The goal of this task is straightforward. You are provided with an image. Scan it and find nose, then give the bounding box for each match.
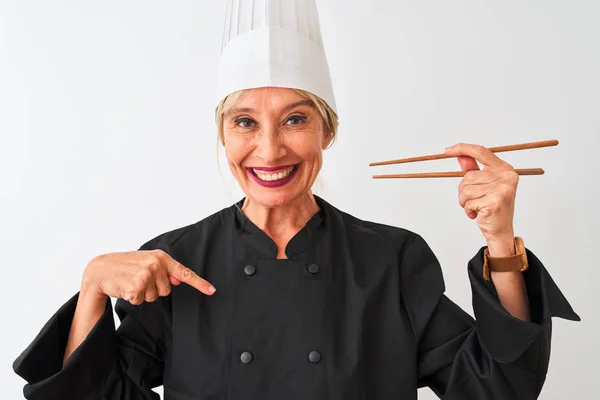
[255,125,287,164]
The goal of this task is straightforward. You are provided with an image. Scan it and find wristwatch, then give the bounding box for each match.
[482,236,528,281]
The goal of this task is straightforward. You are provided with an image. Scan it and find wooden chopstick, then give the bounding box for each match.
[369,140,558,167]
[373,168,545,179]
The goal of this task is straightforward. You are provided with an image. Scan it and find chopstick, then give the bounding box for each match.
[369,139,558,167]
[373,168,545,179]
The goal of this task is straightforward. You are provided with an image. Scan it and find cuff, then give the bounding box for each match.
[468,246,580,363]
[13,292,117,400]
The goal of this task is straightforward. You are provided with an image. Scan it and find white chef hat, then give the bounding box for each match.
[216,0,337,115]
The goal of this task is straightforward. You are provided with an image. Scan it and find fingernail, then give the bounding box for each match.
[208,286,216,294]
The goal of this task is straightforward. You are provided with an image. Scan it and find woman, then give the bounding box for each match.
[13,1,579,399]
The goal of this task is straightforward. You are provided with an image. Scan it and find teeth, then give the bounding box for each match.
[253,166,295,182]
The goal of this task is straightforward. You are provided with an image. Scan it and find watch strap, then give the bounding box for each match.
[483,236,528,281]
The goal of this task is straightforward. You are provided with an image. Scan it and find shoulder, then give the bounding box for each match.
[138,203,237,251]
[320,196,422,255]
[321,196,443,282]
[342,209,440,271]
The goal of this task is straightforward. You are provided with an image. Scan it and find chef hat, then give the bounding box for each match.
[216,0,337,115]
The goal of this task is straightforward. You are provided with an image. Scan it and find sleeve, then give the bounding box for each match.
[12,240,171,400]
[398,234,580,400]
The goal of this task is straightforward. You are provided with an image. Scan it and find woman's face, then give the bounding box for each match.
[223,87,332,208]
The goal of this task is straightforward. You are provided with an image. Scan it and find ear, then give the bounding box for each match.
[322,130,333,149]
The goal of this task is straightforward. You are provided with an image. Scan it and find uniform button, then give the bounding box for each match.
[307,264,320,274]
[241,351,253,364]
[309,351,321,363]
[244,265,256,276]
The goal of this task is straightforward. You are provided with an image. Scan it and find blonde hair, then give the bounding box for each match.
[214,88,339,147]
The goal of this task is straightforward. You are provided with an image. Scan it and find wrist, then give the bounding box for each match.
[485,232,516,257]
[80,266,107,304]
[79,286,108,304]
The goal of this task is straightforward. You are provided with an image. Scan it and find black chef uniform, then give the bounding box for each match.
[13,195,580,399]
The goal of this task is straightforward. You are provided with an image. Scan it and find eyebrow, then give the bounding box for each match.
[223,99,314,120]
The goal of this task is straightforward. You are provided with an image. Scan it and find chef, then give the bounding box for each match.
[13,1,579,399]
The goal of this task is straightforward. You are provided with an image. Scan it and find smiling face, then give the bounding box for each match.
[221,87,334,208]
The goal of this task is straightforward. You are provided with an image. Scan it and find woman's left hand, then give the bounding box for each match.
[444,143,519,245]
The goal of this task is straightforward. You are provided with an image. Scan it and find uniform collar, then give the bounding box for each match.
[231,195,327,259]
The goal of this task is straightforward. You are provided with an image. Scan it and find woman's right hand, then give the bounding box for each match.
[62,248,214,365]
[81,249,216,304]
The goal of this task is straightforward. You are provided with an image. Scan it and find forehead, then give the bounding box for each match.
[230,87,310,111]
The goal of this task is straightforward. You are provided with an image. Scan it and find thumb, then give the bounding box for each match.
[166,259,216,295]
[169,276,182,286]
[457,156,480,172]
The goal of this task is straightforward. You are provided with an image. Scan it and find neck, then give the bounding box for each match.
[241,192,320,245]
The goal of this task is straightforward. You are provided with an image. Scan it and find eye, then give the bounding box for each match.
[234,117,255,129]
[286,115,307,125]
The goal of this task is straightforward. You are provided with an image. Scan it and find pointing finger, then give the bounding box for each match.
[167,260,216,295]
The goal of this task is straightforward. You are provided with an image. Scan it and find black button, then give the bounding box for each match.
[309,351,321,363]
[307,264,320,274]
[244,265,256,276]
[241,351,253,364]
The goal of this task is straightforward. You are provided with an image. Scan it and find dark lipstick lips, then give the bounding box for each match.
[247,164,300,188]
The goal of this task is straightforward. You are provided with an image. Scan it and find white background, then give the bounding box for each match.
[1,0,597,398]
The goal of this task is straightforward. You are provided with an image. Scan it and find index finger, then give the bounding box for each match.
[444,142,505,168]
[167,259,216,295]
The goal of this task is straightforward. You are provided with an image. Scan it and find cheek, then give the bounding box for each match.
[224,135,249,167]
[287,131,324,160]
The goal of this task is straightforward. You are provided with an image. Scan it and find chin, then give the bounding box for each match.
[251,191,296,208]
[246,186,309,209]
